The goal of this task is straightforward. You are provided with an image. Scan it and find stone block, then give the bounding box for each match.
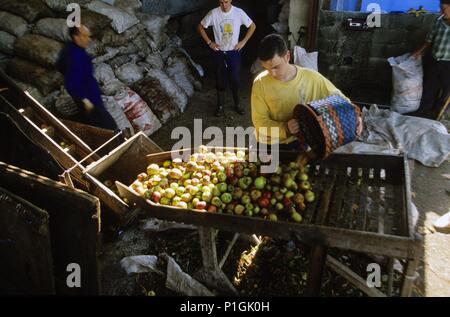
[372,28,406,44]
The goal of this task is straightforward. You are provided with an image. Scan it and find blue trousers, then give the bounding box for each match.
[213,50,241,91]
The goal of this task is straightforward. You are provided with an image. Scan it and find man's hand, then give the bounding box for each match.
[287,119,300,135]
[82,98,94,113]
[234,40,246,51]
[356,116,363,137]
[209,42,220,51]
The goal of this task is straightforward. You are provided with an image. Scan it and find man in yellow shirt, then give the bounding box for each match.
[251,34,351,151]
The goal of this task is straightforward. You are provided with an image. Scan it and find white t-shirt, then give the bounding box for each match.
[201,6,253,51]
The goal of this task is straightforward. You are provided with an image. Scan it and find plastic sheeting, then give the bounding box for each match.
[335,105,450,168]
[120,254,214,296]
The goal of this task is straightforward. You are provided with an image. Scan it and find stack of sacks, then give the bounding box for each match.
[0,0,204,136]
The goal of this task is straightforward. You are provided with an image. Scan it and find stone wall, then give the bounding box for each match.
[317,10,439,101]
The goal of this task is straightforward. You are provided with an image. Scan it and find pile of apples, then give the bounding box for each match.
[129,146,315,223]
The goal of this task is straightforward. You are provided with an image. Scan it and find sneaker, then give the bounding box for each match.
[234,104,245,115]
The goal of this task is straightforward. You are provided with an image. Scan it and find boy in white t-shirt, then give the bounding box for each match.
[198,0,256,117]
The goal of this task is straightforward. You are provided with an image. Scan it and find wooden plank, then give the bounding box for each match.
[374,168,385,235]
[117,182,416,259]
[354,168,370,231]
[327,167,346,227]
[365,168,380,233]
[304,166,327,224]
[62,119,116,154]
[339,167,358,229]
[305,174,336,296]
[0,96,85,183]
[0,187,55,295]
[326,255,386,297]
[0,163,101,295]
[0,70,96,162]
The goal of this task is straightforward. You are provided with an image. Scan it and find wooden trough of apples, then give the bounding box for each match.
[84,133,421,296]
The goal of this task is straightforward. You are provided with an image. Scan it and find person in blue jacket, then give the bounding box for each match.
[56,24,117,130]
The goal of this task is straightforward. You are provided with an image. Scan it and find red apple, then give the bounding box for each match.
[258,197,270,209]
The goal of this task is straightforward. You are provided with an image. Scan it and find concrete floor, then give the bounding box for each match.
[151,67,450,296]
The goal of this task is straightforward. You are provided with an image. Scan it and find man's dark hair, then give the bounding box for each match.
[258,34,288,61]
[441,0,450,5]
[68,26,80,40]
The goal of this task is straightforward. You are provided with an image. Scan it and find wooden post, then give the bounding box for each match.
[195,227,238,295]
[304,174,336,296]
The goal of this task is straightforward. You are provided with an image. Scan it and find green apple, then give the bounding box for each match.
[305,190,315,203]
[169,168,183,179]
[165,188,176,199]
[217,172,227,182]
[202,191,212,203]
[147,163,160,176]
[274,191,284,201]
[285,191,295,199]
[234,204,245,215]
[221,192,232,204]
[218,182,228,193]
[241,195,251,205]
[160,197,170,205]
[254,176,267,190]
[299,173,309,181]
[176,201,188,209]
[291,212,302,223]
[211,197,222,207]
[172,196,181,206]
[181,193,192,203]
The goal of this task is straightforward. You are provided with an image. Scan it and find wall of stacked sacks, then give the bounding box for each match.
[0,0,204,136]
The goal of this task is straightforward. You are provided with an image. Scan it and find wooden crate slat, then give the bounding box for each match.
[339,166,359,229]
[354,168,370,231]
[305,165,328,224]
[327,167,347,227]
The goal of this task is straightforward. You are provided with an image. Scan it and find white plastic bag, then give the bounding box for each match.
[145,68,188,113]
[87,0,139,34]
[138,13,170,48]
[33,18,69,43]
[0,31,15,55]
[114,63,144,85]
[114,87,162,136]
[166,57,195,97]
[102,95,134,132]
[94,63,116,86]
[0,11,28,37]
[293,46,318,71]
[388,54,423,114]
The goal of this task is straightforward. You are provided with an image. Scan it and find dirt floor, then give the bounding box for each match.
[100,66,450,297]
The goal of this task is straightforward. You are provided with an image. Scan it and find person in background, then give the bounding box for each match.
[198,0,256,117]
[56,24,117,130]
[412,0,450,118]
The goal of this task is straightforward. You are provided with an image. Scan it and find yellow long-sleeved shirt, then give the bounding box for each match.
[251,66,350,144]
